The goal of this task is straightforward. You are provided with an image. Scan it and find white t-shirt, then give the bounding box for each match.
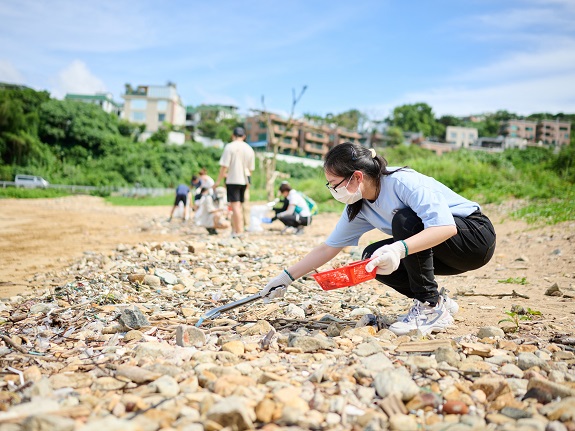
[195,194,217,228]
[284,189,311,217]
[325,168,480,247]
[199,175,215,189]
[219,140,255,185]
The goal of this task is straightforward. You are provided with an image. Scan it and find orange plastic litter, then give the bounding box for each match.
[312,259,377,291]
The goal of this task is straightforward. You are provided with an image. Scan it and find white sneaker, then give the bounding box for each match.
[398,291,459,321]
[389,298,454,336]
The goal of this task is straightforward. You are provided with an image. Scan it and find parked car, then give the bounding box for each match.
[14,175,50,189]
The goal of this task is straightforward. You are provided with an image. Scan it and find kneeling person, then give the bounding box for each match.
[195,187,229,235]
[276,183,312,234]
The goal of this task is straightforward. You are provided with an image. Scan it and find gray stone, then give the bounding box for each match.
[500,363,524,378]
[546,421,568,431]
[176,325,206,347]
[403,355,438,370]
[539,396,575,421]
[152,375,180,397]
[485,354,516,366]
[501,406,532,419]
[143,274,161,287]
[22,415,75,431]
[81,416,142,431]
[154,268,178,284]
[389,414,418,431]
[361,352,394,372]
[206,396,255,430]
[289,335,337,353]
[517,352,549,370]
[435,346,460,366]
[117,306,149,329]
[477,326,505,338]
[516,418,548,431]
[374,367,420,401]
[29,303,58,314]
[353,342,383,357]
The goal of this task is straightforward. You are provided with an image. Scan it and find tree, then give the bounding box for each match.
[385,126,404,147]
[0,88,50,165]
[387,103,443,138]
[331,109,368,131]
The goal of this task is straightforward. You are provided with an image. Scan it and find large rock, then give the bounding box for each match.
[374,367,420,401]
[205,396,255,430]
[288,335,337,353]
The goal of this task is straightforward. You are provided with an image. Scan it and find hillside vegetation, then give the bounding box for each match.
[1,87,574,222]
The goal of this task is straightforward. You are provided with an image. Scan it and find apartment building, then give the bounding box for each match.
[245,113,301,154]
[332,128,362,147]
[445,126,478,148]
[499,120,537,142]
[122,82,186,132]
[536,120,571,146]
[64,92,122,116]
[300,123,331,159]
[245,112,362,158]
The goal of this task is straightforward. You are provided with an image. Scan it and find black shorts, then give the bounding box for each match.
[226,184,247,203]
[174,194,188,206]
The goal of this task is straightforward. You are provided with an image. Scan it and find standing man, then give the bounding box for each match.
[214,127,255,237]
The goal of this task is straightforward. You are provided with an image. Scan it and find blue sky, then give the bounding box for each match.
[1,0,574,120]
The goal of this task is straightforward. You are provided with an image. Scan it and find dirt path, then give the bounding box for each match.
[1,196,573,337]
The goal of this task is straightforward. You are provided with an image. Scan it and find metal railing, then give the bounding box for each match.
[0,181,172,197]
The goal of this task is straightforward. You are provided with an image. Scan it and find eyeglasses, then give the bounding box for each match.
[325,176,351,192]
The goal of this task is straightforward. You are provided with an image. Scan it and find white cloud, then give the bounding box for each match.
[0,59,24,84]
[456,41,575,83]
[372,72,575,117]
[51,60,106,98]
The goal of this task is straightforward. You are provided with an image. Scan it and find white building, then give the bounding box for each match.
[446,126,478,148]
[64,92,122,116]
[122,82,186,133]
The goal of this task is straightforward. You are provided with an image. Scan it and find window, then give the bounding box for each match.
[258,133,267,141]
[450,132,457,139]
[511,126,518,131]
[157,100,168,111]
[131,111,145,122]
[158,113,165,122]
[130,99,147,110]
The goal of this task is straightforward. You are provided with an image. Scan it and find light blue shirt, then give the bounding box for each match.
[325,168,480,248]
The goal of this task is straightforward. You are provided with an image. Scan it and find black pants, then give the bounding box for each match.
[278,213,311,228]
[362,208,496,304]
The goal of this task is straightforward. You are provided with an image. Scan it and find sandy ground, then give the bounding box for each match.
[0,196,573,337]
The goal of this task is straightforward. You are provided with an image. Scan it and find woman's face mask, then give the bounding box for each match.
[329,175,362,204]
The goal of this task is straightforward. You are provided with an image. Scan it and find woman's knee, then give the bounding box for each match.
[391,208,424,239]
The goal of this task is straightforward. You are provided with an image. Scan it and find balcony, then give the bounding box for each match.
[304,142,327,155]
[271,137,298,151]
[304,131,330,144]
[272,124,298,138]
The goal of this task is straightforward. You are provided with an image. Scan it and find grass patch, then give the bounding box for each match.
[105,194,173,206]
[510,197,575,225]
[498,277,528,285]
[0,188,70,199]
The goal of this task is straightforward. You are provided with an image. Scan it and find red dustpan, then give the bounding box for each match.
[312,259,376,291]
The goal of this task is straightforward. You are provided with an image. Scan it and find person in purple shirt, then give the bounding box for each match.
[260,142,496,335]
[168,183,191,222]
